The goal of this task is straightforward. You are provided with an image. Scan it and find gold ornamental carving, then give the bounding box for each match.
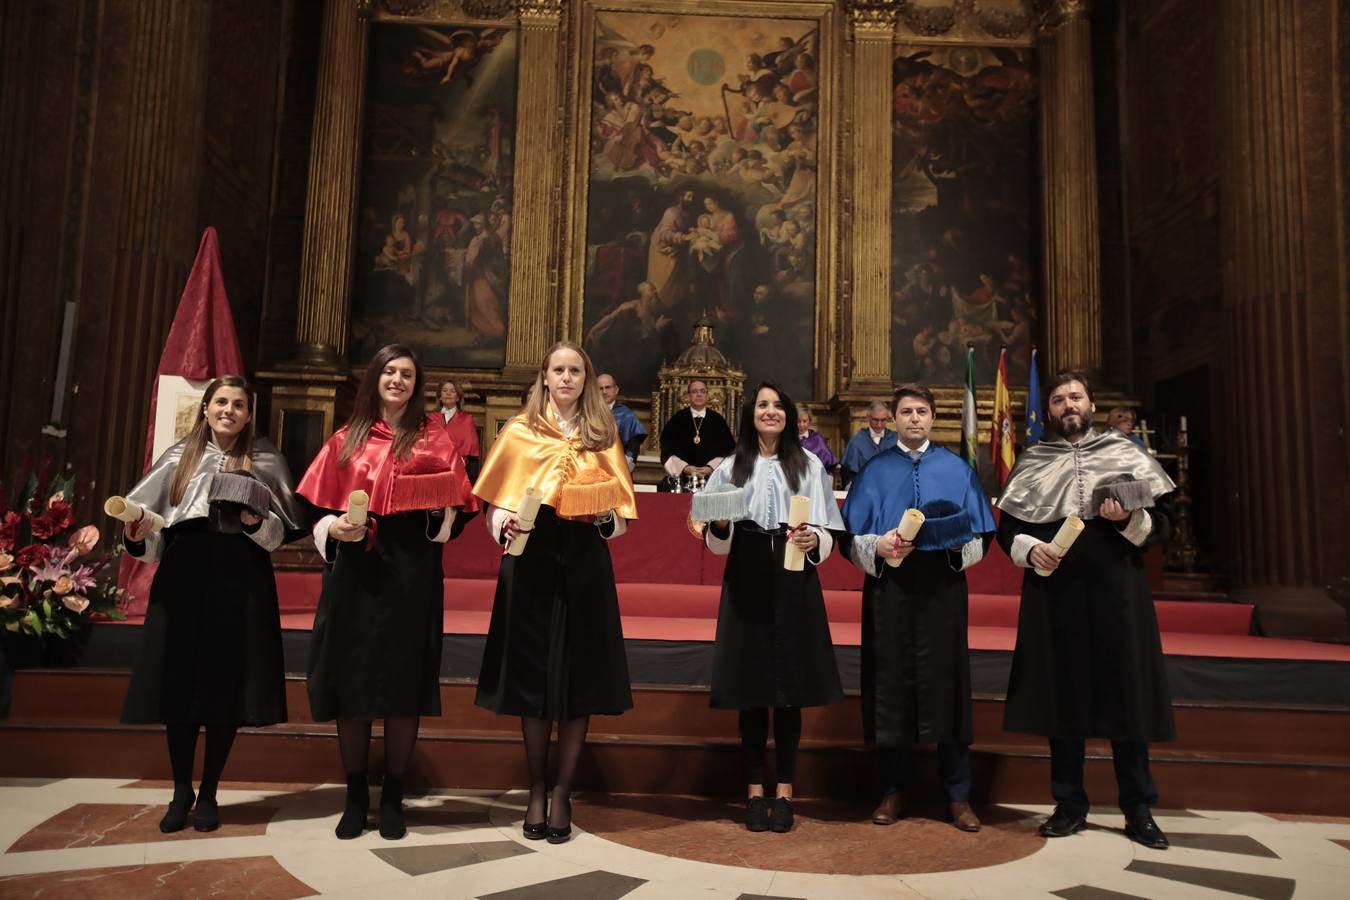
[518,0,564,24]
[887,1,1037,46]
[1039,0,1090,30]
[375,0,518,20]
[848,0,900,36]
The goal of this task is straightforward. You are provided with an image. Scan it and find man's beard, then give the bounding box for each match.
[1050,411,1090,439]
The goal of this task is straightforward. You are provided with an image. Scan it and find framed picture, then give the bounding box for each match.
[568,0,838,402]
[153,376,212,461]
[349,20,520,369]
[889,44,1038,386]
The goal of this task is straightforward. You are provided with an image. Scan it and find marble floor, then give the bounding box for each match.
[0,778,1346,899]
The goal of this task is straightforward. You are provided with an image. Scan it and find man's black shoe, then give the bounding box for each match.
[1124,811,1169,849]
[1039,806,1087,838]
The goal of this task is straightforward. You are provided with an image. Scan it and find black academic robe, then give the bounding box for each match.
[475,505,633,720]
[998,509,1176,742]
[659,407,735,469]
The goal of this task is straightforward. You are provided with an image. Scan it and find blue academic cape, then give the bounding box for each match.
[841,428,897,477]
[842,444,995,551]
[612,402,647,456]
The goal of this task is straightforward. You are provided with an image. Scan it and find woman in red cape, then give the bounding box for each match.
[297,343,477,841]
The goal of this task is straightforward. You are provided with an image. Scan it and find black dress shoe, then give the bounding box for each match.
[745,796,770,832]
[522,819,547,840]
[769,797,794,833]
[1125,811,1169,849]
[159,784,195,834]
[1039,806,1087,838]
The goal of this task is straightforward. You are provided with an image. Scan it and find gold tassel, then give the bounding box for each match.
[557,469,626,518]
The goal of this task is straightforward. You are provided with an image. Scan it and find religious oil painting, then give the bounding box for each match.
[890,45,1038,386]
[350,23,518,369]
[581,10,822,400]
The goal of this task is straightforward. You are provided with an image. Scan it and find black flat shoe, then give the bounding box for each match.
[522,820,547,840]
[192,797,219,832]
[378,777,407,841]
[335,774,369,840]
[769,797,794,833]
[159,785,195,834]
[1125,811,1169,849]
[745,796,770,832]
[1039,806,1087,838]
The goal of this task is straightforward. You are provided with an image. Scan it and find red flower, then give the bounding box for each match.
[0,511,19,550]
[30,502,72,540]
[15,543,51,570]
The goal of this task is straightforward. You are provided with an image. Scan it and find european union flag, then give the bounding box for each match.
[1025,347,1043,446]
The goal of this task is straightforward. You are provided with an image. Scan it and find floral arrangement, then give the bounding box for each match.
[0,468,126,639]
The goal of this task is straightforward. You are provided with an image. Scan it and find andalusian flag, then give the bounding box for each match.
[991,346,1016,486]
[1025,347,1044,447]
[961,345,978,469]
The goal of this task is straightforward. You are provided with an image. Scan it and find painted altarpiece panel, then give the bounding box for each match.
[890,43,1038,387]
[349,22,519,369]
[571,2,837,403]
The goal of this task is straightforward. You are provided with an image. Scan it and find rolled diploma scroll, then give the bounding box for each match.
[1034,515,1085,577]
[884,508,926,568]
[346,490,369,526]
[103,496,165,534]
[783,495,813,572]
[507,487,542,557]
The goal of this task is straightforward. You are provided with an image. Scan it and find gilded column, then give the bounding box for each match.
[292,0,371,367]
[504,0,565,374]
[1038,0,1101,375]
[844,0,897,394]
[1218,0,1347,635]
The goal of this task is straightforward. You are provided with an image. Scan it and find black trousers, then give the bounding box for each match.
[1049,737,1158,817]
[878,742,972,803]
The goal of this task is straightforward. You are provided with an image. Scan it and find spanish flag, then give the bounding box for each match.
[991,346,1015,486]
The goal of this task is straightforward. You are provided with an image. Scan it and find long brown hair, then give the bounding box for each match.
[523,341,617,451]
[731,381,807,492]
[170,376,256,505]
[340,344,427,463]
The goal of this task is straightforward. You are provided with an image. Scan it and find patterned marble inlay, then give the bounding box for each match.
[0,856,314,899]
[7,803,279,851]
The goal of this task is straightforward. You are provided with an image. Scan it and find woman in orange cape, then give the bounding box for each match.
[473,341,637,844]
[297,344,477,841]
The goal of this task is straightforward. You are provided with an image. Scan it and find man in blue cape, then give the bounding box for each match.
[840,400,897,488]
[842,384,995,832]
[597,372,646,470]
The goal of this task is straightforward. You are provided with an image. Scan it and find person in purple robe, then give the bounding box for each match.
[796,407,837,473]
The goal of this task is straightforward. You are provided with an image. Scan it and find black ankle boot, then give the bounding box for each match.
[160,783,195,833]
[335,774,369,839]
[379,777,406,840]
[193,792,220,832]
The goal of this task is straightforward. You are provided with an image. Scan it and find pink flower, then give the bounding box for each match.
[61,595,90,614]
[0,594,15,608]
[0,551,13,571]
[70,566,96,593]
[52,575,73,596]
[67,525,99,555]
[47,491,67,509]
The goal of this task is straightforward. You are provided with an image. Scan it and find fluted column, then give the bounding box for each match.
[844,0,897,393]
[1218,0,1347,635]
[504,0,565,373]
[79,0,210,507]
[292,0,371,367]
[1038,0,1101,375]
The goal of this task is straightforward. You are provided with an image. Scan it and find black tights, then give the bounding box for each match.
[336,717,420,780]
[165,723,238,800]
[521,715,589,829]
[738,707,802,788]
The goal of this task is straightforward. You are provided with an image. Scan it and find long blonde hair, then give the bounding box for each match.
[170,376,255,505]
[524,341,617,451]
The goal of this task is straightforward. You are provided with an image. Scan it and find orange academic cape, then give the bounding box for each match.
[473,413,638,521]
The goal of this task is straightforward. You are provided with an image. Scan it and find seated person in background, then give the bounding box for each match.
[658,380,735,490]
[840,401,897,489]
[597,372,646,471]
[796,407,837,474]
[1108,406,1146,447]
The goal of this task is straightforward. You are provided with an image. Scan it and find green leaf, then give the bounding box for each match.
[4,620,18,632]
[23,610,41,634]
[42,598,53,619]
